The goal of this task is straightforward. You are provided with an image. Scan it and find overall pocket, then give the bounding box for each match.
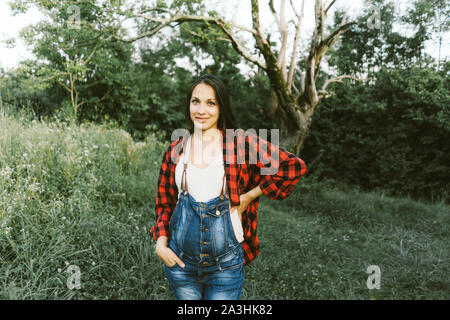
[218,245,244,271]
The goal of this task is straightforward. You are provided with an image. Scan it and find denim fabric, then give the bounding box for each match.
[166,191,244,300]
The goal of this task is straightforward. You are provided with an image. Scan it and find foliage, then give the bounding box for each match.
[6,0,138,126]
[302,64,450,203]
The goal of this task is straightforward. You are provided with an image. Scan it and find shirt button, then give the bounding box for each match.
[202,228,209,232]
[202,214,208,218]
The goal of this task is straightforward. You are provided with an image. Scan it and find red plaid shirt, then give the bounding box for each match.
[150,129,307,265]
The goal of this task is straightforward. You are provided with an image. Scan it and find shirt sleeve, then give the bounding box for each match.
[247,133,307,200]
[151,144,178,241]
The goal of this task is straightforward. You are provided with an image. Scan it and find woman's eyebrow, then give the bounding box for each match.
[191,96,216,101]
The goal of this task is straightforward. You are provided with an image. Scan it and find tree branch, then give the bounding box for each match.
[325,0,337,15]
[117,11,266,69]
[278,0,288,80]
[216,21,267,69]
[287,0,305,92]
[318,75,368,98]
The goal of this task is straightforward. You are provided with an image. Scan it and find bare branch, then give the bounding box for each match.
[318,75,368,98]
[278,0,288,80]
[251,0,271,51]
[115,11,266,69]
[325,0,337,15]
[229,23,257,36]
[184,28,231,42]
[287,0,305,92]
[289,0,300,17]
[216,21,267,69]
[311,21,356,78]
[268,0,282,32]
[251,0,291,104]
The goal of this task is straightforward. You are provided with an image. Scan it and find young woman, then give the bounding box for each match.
[151,74,307,300]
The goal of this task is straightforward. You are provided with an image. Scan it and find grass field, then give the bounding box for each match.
[0,109,448,299]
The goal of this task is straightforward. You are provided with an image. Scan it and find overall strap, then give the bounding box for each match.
[181,163,189,193]
[180,135,192,193]
[219,171,229,200]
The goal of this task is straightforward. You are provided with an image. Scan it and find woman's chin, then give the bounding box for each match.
[194,122,210,131]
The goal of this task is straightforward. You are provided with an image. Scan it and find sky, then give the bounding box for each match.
[0,0,448,71]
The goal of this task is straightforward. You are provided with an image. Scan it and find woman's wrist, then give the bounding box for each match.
[246,186,263,202]
[156,236,169,248]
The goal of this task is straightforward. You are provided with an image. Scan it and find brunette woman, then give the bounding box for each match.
[151,74,307,300]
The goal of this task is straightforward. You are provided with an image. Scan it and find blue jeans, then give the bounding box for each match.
[165,191,244,300]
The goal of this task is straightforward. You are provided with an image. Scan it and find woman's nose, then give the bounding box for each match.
[198,102,207,113]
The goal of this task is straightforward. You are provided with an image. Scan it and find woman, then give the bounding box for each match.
[151,74,307,300]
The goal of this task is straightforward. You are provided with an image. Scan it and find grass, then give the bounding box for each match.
[0,107,448,299]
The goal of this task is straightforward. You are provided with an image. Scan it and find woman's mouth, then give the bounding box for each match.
[196,117,209,121]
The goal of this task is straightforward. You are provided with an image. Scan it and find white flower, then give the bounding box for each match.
[28,183,40,193]
[0,166,13,177]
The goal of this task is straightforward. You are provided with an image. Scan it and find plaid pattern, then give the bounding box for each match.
[151,129,307,265]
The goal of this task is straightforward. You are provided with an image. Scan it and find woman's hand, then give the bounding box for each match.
[230,186,263,222]
[230,192,252,222]
[155,236,185,268]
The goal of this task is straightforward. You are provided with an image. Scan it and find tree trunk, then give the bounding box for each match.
[266,89,316,155]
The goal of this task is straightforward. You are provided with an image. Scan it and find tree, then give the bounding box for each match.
[9,0,136,123]
[112,0,364,153]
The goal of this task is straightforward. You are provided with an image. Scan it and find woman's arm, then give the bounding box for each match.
[230,186,263,220]
[151,144,186,268]
[229,133,307,217]
[151,145,178,241]
[249,133,307,200]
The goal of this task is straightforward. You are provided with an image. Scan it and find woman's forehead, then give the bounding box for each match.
[192,83,216,99]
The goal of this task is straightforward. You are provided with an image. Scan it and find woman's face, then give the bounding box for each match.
[190,83,220,133]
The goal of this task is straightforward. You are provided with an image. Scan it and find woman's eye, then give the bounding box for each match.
[208,101,215,106]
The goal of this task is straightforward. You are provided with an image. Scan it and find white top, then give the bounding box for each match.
[175,135,226,202]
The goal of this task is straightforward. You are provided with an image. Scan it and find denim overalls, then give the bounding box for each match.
[165,158,245,300]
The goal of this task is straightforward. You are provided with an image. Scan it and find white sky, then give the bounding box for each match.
[0,0,448,72]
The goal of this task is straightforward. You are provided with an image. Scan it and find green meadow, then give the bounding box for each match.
[0,110,448,299]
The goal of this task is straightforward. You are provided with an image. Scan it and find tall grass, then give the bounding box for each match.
[0,107,448,299]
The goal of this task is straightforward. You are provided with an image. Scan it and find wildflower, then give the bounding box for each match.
[0,166,13,177]
[28,183,40,193]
